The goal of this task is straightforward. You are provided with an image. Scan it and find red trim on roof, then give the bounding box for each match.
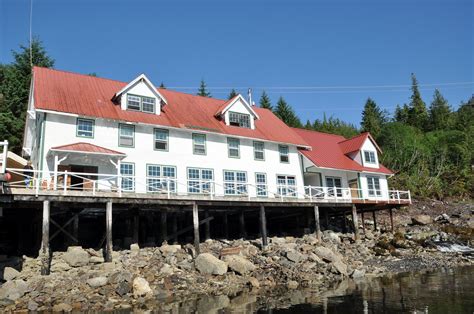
[51,142,125,156]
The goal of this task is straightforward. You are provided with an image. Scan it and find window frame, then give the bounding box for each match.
[126,94,142,111]
[76,118,95,138]
[120,162,135,192]
[118,124,135,147]
[192,133,207,155]
[255,172,268,197]
[126,93,156,114]
[141,96,156,113]
[367,176,382,197]
[228,111,251,128]
[253,141,265,161]
[325,176,343,197]
[187,167,214,194]
[276,174,297,197]
[363,150,377,164]
[146,164,176,193]
[279,145,290,163]
[227,137,240,158]
[223,170,248,195]
[153,128,169,151]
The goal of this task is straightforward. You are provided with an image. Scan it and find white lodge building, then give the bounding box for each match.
[20,67,410,204]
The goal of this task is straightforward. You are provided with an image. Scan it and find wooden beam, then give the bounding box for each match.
[372,210,377,231]
[204,209,210,240]
[40,200,50,275]
[314,205,322,241]
[239,210,247,239]
[259,205,268,248]
[352,204,359,241]
[389,208,394,232]
[192,202,200,255]
[105,201,113,262]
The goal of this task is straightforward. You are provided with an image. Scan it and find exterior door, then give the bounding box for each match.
[348,179,359,198]
[325,177,342,197]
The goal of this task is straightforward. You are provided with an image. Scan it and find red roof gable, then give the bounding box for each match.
[51,142,125,156]
[33,67,308,147]
[292,128,393,175]
[338,132,382,154]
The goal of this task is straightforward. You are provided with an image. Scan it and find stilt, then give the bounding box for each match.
[160,209,167,244]
[204,209,210,240]
[192,203,200,255]
[314,205,322,241]
[389,208,394,232]
[72,214,79,245]
[351,204,360,240]
[172,214,178,244]
[324,209,329,229]
[259,205,268,248]
[343,211,348,233]
[372,210,377,231]
[306,209,313,233]
[239,210,247,239]
[105,201,113,262]
[223,212,229,239]
[40,200,50,275]
[133,210,139,244]
[361,211,366,234]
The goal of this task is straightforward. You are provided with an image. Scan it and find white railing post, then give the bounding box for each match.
[247,183,251,201]
[166,177,171,199]
[35,174,40,197]
[118,174,122,197]
[308,185,312,201]
[0,140,8,174]
[92,181,96,196]
[63,171,68,195]
[408,190,411,203]
[397,190,400,204]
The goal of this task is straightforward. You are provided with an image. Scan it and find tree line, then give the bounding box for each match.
[1,40,472,199]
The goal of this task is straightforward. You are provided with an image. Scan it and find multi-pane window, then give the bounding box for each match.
[367,176,382,197]
[119,124,135,147]
[279,145,289,163]
[326,177,342,197]
[224,170,247,195]
[229,111,251,128]
[255,173,267,197]
[120,163,135,192]
[187,168,214,194]
[227,138,240,158]
[147,165,176,193]
[154,129,168,151]
[253,141,265,160]
[126,94,156,113]
[76,118,94,138]
[364,151,376,164]
[277,175,296,197]
[192,134,206,155]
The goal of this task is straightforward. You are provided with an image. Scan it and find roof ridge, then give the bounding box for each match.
[337,132,368,144]
[291,127,348,139]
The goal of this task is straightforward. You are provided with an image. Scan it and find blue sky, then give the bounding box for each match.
[1,0,472,126]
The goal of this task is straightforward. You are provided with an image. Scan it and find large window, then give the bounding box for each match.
[187,168,214,194]
[255,173,267,197]
[154,129,169,151]
[120,163,135,192]
[119,124,135,147]
[229,111,251,128]
[277,175,296,197]
[192,134,206,155]
[224,170,247,195]
[326,177,342,197]
[279,145,289,163]
[367,176,382,197]
[76,118,94,138]
[253,141,265,161]
[147,165,176,193]
[127,94,156,113]
[227,138,240,158]
[364,151,376,164]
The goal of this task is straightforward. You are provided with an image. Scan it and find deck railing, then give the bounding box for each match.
[4,168,412,204]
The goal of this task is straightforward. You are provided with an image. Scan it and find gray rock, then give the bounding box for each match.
[133,277,152,298]
[62,246,90,267]
[195,253,228,275]
[287,280,299,289]
[351,269,366,279]
[3,267,20,281]
[116,281,131,296]
[90,256,105,264]
[51,261,72,272]
[412,215,433,225]
[323,230,341,243]
[333,260,348,276]
[130,243,140,253]
[160,244,181,255]
[248,277,260,288]
[467,218,474,229]
[223,255,256,275]
[314,246,341,263]
[0,279,28,301]
[28,300,39,311]
[160,264,174,275]
[87,276,108,288]
[285,250,306,263]
[52,303,72,312]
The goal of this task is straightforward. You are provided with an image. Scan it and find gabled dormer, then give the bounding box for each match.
[215,94,259,130]
[339,132,382,169]
[113,74,167,115]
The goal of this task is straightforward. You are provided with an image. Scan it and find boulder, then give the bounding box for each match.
[3,267,20,281]
[223,255,256,275]
[160,264,174,275]
[351,269,366,279]
[467,218,474,229]
[285,250,306,263]
[248,277,260,288]
[160,244,182,255]
[412,215,433,225]
[314,246,341,263]
[333,260,348,276]
[90,256,105,264]
[133,277,152,298]
[116,281,131,296]
[195,253,228,275]
[0,279,28,301]
[87,276,108,288]
[52,303,72,312]
[287,280,299,289]
[62,246,90,267]
[323,230,341,243]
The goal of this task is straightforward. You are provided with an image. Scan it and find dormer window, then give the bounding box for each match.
[364,151,376,164]
[229,111,250,128]
[127,94,155,113]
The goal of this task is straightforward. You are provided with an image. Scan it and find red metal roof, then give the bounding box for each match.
[33,67,308,147]
[292,128,393,175]
[338,132,382,154]
[51,142,125,156]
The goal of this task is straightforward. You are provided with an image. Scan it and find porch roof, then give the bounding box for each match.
[50,142,126,157]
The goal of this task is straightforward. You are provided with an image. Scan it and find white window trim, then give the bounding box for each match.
[253,141,265,161]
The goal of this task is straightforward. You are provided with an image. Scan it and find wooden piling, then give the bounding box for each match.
[361,211,366,234]
[389,208,394,232]
[204,209,210,240]
[133,210,139,244]
[324,209,329,229]
[105,201,113,262]
[40,200,50,275]
[314,205,322,241]
[223,212,229,239]
[72,214,79,245]
[372,210,377,231]
[351,204,359,241]
[239,210,247,239]
[259,205,268,248]
[160,209,167,244]
[192,203,200,255]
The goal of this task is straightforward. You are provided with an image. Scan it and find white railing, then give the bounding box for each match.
[3,168,412,204]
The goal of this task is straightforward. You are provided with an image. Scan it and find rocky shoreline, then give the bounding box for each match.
[0,201,473,312]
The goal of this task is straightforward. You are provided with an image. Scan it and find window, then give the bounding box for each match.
[364,151,376,164]
[326,177,342,197]
[192,134,206,155]
[127,94,155,113]
[119,124,135,147]
[227,138,240,158]
[76,118,94,138]
[277,175,296,197]
[120,163,135,192]
[224,170,247,195]
[367,176,382,197]
[154,129,168,151]
[255,173,267,197]
[279,145,289,163]
[147,165,176,193]
[229,111,251,128]
[253,141,265,160]
[187,168,214,194]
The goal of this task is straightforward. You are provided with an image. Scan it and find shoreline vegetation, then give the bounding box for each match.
[0,200,472,312]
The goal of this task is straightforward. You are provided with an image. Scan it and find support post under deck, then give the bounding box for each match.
[239,210,247,239]
[223,212,229,239]
[314,205,322,241]
[361,211,366,234]
[259,205,268,248]
[372,210,377,231]
[351,204,359,241]
[204,209,210,240]
[160,209,167,244]
[105,201,113,262]
[40,200,50,275]
[192,203,200,255]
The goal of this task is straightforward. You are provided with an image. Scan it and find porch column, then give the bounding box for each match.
[314,205,322,241]
[105,201,113,262]
[259,205,268,248]
[192,203,200,255]
[40,200,50,275]
[351,204,360,241]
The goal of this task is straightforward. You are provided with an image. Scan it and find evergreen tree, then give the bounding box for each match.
[274,96,302,128]
[304,120,313,130]
[227,89,238,100]
[312,113,359,138]
[429,89,452,130]
[197,79,211,97]
[406,73,429,130]
[159,82,166,89]
[259,91,272,110]
[394,104,409,123]
[361,98,386,139]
